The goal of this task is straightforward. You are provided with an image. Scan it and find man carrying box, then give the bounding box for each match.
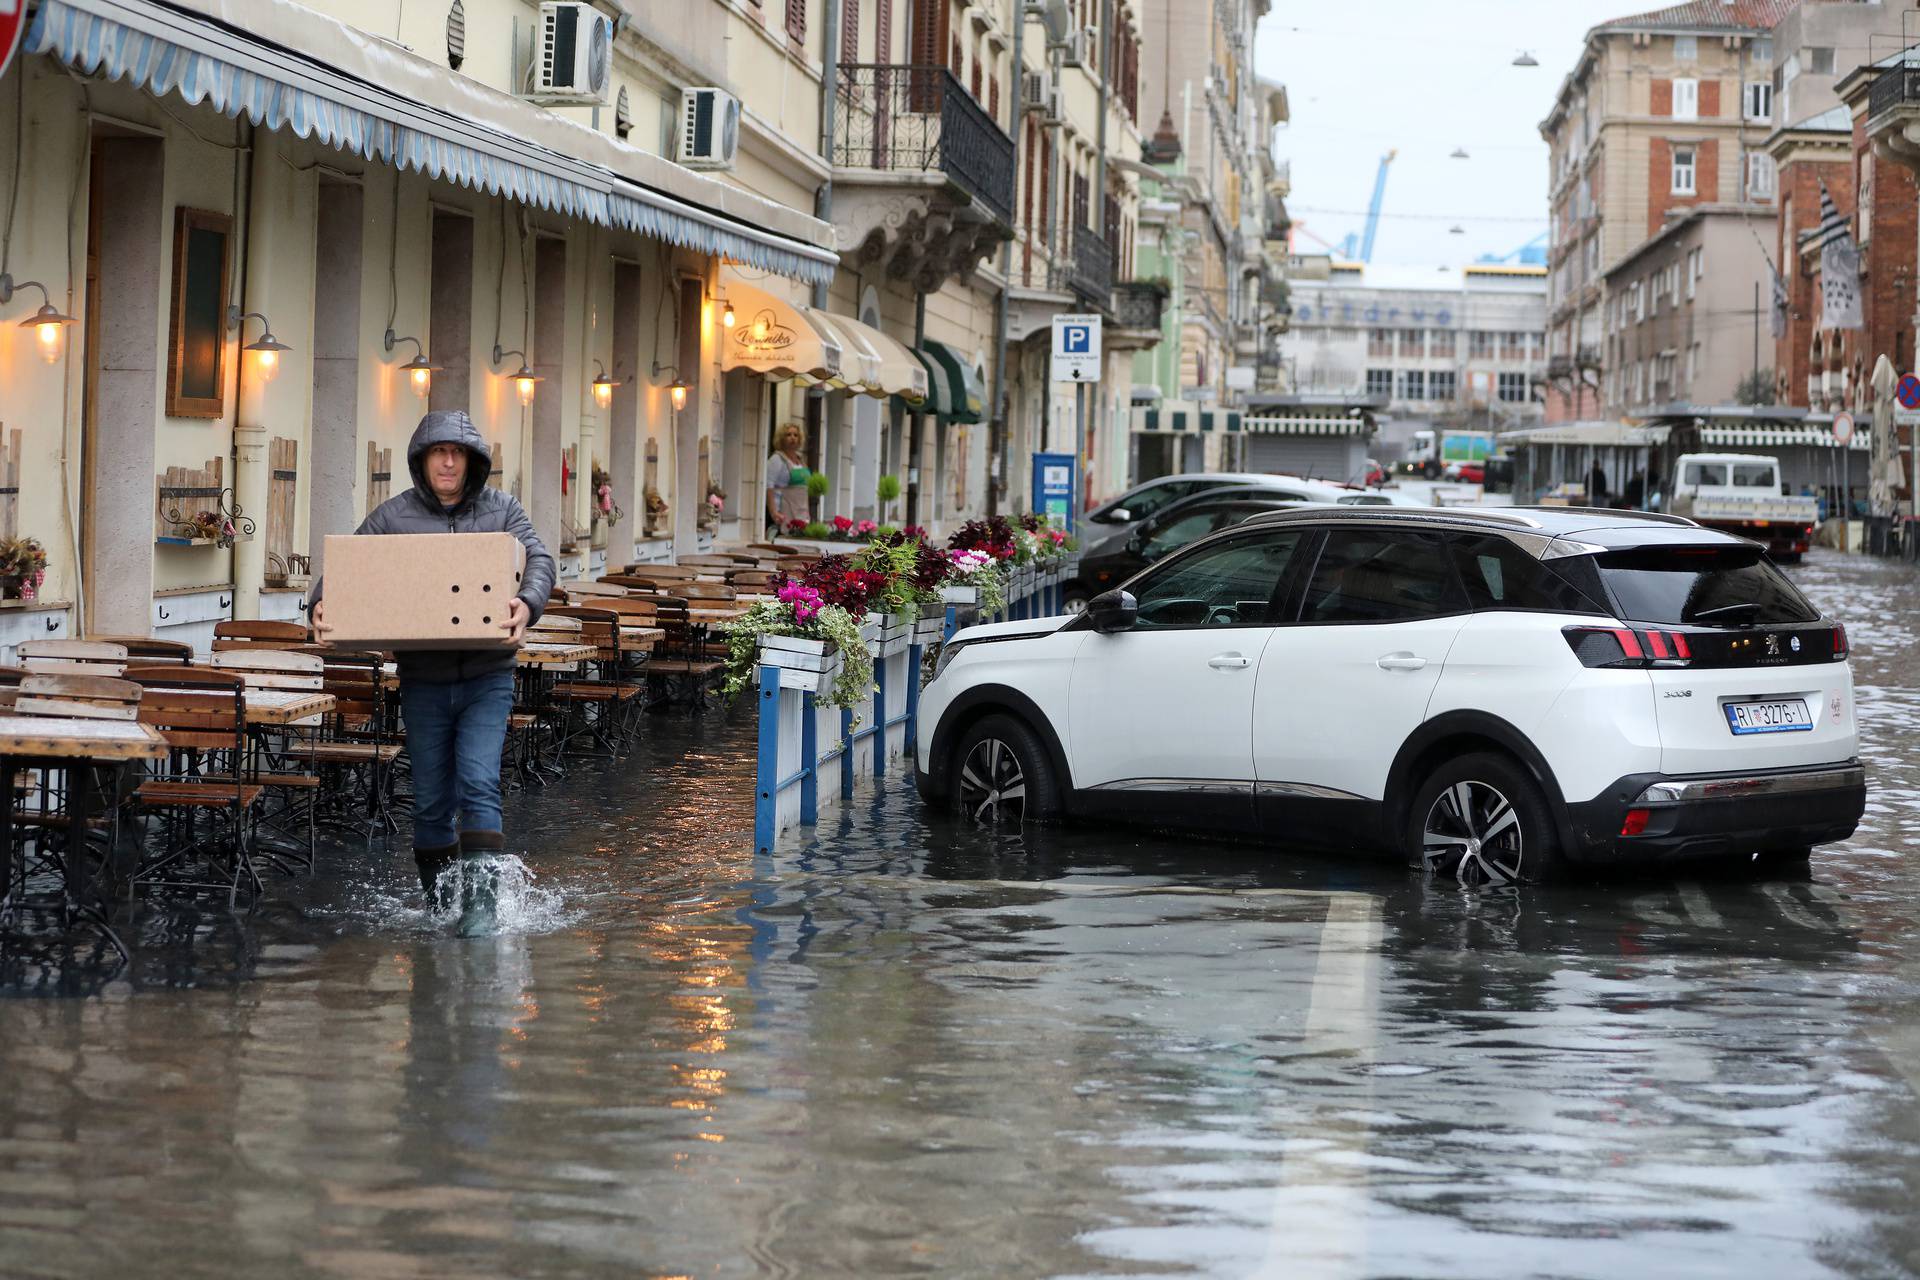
[311,410,556,934]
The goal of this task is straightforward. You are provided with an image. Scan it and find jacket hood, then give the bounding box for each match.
[407,410,493,507]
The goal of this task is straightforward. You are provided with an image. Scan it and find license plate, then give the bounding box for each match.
[1724,699,1813,735]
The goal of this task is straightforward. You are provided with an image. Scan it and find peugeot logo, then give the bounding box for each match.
[1765,634,1781,657]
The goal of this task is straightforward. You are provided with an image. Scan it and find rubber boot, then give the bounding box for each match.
[413,841,460,914]
[454,830,503,937]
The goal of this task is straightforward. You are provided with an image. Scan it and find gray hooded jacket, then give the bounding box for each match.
[314,411,556,683]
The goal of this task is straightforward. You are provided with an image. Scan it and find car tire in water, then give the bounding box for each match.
[1407,752,1561,886]
[950,714,1061,825]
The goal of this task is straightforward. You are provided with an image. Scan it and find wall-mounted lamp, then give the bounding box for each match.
[385,329,441,400]
[0,275,77,365]
[591,359,620,410]
[653,361,690,412]
[721,300,736,329]
[228,306,293,383]
[492,344,542,406]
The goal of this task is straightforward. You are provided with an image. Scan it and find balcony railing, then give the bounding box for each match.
[1869,60,1920,122]
[1113,280,1167,331]
[834,65,1015,225]
[1069,226,1114,305]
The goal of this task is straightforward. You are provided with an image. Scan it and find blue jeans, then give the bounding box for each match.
[400,669,515,849]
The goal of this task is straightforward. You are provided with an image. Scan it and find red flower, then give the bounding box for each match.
[831,515,854,534]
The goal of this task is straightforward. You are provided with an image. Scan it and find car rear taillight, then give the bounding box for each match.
[1831,624,1849,660]
[1620,808,1651,837]
[1562,626,1694,669]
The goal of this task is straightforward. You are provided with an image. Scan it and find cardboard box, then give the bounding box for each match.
[323,533,527,650]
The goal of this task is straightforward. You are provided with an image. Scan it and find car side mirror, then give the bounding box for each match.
[1087,589,1138,633]
[1109,507,1132,523]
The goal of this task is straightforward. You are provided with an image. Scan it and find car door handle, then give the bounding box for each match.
[1377,653,1428,671]
[1207,654,1251,669]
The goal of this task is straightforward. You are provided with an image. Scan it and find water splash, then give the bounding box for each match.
[337,854,580,937]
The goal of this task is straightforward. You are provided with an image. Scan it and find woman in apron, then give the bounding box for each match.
[765,422,812,535]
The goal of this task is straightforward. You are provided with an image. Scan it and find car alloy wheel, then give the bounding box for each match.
[1421,780,1524,887]
[958,735,1027,823]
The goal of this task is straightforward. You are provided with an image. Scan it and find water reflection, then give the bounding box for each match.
[0,550,1913,1276]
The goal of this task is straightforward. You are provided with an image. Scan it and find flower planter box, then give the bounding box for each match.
[881,611,915,643]
[758,637,843,691]
[939,584,979,604]
[913,612,946,643]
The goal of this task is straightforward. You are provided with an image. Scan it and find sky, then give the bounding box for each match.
[1254,0,1643,270]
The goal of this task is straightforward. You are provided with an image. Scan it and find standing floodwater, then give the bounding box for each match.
[0,547,1916,1278]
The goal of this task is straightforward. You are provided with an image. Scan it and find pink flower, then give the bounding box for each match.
[777,580,825,627]
[855,519,877,535]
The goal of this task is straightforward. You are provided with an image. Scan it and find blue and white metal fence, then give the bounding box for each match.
[753,556,1077,852]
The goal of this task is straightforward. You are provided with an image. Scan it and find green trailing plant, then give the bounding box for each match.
[855,538,922,616]
[801,521,831,539]
[721,598,874,716]
[806,471,831,500]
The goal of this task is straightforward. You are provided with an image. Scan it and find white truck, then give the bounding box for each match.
[1668,453,1819,563]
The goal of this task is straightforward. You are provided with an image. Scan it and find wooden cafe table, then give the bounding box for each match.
[0,714,167,957]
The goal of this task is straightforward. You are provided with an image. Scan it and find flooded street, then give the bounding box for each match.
[0,547,1916,1278]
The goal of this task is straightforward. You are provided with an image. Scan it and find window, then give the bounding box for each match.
[1673,78,1698,120]
[1673,35,1697,63]
[1585,235,1600,275]
[1594,545,1817,626]
[1430,370,1458,401]
[1753,37,1772,65]
[1746,82,1773,122]
[1109,479,1204,522]
[1399,328,1424,358]
[1399,370,1427,401]
[1500,331,1525,360]
[1497,372,1529,403]
[1686,248,1700,298]
[1130,532,1306,628]
[1672,147,1696,195]
[1631,281,1645,322]
[1469,330,1495,358]
[1369,328,1394,357]
[1810,47,1834,76]
[1656,351,1676,389]
[1687,342,1700,384]
[1451,536,1604,614]
[1748,152,1775,200]
[167,207,234,419]
[1302,531,1466,625]
[1429,329,1456,358]
[1731,463,1776,488]
[1366,368,1393,397]
[1139,509,1232,562]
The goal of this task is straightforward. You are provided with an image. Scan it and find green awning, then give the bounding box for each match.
[898,347,953,419]
[920,340,985,424]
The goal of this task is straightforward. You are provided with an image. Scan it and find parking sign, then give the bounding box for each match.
[1050,313,1102,383]
[0,0,25,87]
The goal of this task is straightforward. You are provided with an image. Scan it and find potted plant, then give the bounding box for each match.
[723,577,876,714]
[704,482,727,530]
[806,470,831,518]
[943,547,1006,615]
[0,536,48,602]
[876,473,902,525]
[642,487,669,536]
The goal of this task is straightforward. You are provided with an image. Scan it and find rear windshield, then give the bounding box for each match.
[1593,545,1819,625]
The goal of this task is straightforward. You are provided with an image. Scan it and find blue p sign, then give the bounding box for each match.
[1064,324,1091,353]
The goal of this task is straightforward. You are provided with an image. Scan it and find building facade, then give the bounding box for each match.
[1540,0,1786,422]
[1280,263,1549,464]
[0,0,1170,654]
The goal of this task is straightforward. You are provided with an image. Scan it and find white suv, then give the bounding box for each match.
[915,507,1864,884]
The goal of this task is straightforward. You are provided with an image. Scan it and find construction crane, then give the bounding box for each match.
[1337,150,1396,264]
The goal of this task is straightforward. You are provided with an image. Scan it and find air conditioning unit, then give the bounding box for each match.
[528,2,612,105]
[1021,70,1050,113]
[679,87,742,170]
[1044,88,1065,124]
[1060,31,1087,66]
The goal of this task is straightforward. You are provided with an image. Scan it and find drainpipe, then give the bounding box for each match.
[814,0,841,311]
[231,121,268,621]
[908,290,926,525]
[1089,0,1113,499]
[987,3,1026,517]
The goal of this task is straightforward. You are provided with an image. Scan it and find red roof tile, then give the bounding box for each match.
[1602,0,1796,32]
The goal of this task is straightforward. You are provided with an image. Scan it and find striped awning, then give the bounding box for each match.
[1703,426,1868,451]
[1241,415,1373,436]
[1131,401,1229,433]
[28,0,839,285]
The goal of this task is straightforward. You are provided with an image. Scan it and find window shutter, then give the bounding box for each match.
[842,0,859,64]
[875,0,891,60]
[910,0,944,66]
[786,0,806,44]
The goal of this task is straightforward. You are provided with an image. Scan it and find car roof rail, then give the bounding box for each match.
[1242,506,1545,531]
[1507,505,1699,528]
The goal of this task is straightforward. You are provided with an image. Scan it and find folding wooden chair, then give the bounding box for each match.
[211,620,311,653]
[86,635,195,665]
[310,653,403,841]
[123,666,262,906]
[209,651,326,870]
[19,640,129,677]
[542,606,647,752]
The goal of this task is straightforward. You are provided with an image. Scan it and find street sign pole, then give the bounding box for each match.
[1074,381,1087,519]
